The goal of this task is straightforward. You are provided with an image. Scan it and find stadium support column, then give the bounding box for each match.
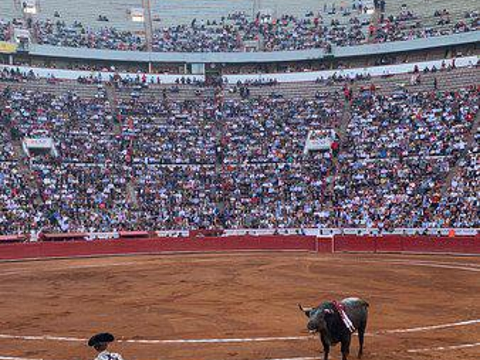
[214,84,226,227]
[252,0,261,17]
[142,0,154,55]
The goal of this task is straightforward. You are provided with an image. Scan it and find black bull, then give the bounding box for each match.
[299,297,369,360]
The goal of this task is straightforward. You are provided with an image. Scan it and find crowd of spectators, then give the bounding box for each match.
[115,161,335,231]
[372,9,478,43]
[134,165,221,230]
[30,162,132,233]
[220,96,343,163]
[1,6,477,53]
[0,19,12,42]
[0,73,478,234]
[0,67,37,82]
[115,94,343,165]
[0,84,135,233]
[33,19,145,51]
[333,156,452,229]
[343,88,478,160]
[332,86,478,229]
[219,162,334,229]
[1,87,124,164]
[0,162,36,235]
[438,131,479,227]
[118,98,217,165]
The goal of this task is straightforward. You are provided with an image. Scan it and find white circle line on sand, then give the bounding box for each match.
[0,335,86,342]
[377,319,480,334]
[407,342,480,353]
[387,261,480,272]
[345,258,480,273]
[119,336,310,344]
[0,319,479,345]
[2,254,479,278]
[376,259,480,268]
[0,357,44,360]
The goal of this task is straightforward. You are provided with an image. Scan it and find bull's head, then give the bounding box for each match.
[298,304,334,333]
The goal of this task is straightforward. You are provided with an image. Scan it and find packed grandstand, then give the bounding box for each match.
[0,0,478,237]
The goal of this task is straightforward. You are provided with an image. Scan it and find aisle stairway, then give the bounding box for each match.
[441,111,480,195]
[327,99,351,200]
[12,140,44,206]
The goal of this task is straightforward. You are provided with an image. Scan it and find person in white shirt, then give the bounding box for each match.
[88,332,124,360]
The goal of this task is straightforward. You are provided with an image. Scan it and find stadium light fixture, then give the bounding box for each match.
[22,0,39,15]
[130,7,145,22]
[364,0,376,15]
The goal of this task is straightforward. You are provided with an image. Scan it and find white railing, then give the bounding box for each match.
[0,64,205,83]
[218,228,478,237]
[223,56,478,84]
[1,56,476,84]
[7,227,480,242]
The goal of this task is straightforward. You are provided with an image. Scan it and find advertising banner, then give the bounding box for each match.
[0,41,17,54]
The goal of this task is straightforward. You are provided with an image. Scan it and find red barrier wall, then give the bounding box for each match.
[334,235,480,254]
[334,236,377,252]
[0,235,326,261]
[399,236,480,254]
[0,235,478,262]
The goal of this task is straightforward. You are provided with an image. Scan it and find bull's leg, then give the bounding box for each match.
[320,335,330,360]
[341,336,351,360]
[358,325,366,358]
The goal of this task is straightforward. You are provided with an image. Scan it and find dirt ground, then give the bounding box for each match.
[0,252,479,360]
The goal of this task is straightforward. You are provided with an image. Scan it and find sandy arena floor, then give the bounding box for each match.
[0,252,479,360]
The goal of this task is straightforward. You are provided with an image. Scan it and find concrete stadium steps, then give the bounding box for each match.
[1,1,369,29]
[0,80,102,98]
[223,67,480,100]
[0,2,19,21]
[350,67,480,95]
[1,0,476,32]
[388,0,477,20]
[396,48,448,64]
[1,67,477,103]
[115,84,214,101]
[372,67,480,93]
[224,83,345,100]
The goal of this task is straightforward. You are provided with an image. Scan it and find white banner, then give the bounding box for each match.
[23,137,54,149]
[0,64,205,84]
[305,129,336,153]
[224,56,478,84]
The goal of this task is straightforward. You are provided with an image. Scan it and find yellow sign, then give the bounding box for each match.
[0,41,17,54]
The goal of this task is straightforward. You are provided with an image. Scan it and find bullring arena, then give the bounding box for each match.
[1,0,480,359]
[0,235,479,360]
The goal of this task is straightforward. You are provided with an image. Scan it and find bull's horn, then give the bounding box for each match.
[298,304,313,312]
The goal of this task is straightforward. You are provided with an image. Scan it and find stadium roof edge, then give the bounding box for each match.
[333,32,480,58]
[27,32,480,64]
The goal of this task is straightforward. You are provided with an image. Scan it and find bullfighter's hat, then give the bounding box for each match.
[88,332,115,347]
